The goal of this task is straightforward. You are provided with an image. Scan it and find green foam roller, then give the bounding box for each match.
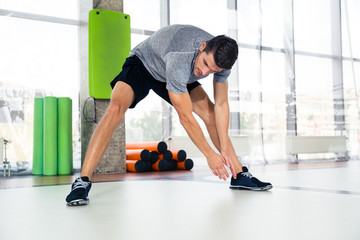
[32,98,44,175]
[89,9,131,99]
[57,97,73,175]
[43,96,58,176]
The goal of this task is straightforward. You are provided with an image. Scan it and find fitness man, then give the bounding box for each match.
[66,24,272,206]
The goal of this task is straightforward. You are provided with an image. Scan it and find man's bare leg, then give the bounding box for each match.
[66,82,135,205]
[81,81,135,180]
[189,86,272,190]
[189,86,243,174]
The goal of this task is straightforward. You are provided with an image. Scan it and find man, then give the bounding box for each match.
[66,25,272,206]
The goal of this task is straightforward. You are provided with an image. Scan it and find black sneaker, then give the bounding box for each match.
[66,177,92,206]
[230,166,272,191]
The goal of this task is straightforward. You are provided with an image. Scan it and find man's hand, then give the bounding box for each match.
[206,152,229,181]
[169,90,230,180]
[220,150,237,179]
[212,81,238,179]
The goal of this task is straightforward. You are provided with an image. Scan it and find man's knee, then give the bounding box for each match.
[106,81,134,120]
[104,102,127,126]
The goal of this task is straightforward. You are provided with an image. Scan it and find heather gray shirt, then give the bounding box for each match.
[130,25,230,94]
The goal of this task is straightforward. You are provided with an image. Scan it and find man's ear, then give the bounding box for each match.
[199,41,207,52]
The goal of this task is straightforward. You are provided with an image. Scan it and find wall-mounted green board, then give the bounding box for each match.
[89,9,131,99]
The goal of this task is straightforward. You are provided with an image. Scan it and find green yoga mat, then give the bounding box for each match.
[89,9,131,99]
[57,97,73,175]
[43,96,58,176]
[32,98,44,175]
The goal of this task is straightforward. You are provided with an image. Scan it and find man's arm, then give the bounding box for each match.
[168,90,229,180]
[213,80,237,177]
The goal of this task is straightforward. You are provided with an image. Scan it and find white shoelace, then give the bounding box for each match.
[241,172,253,178]
[72,179,89,190]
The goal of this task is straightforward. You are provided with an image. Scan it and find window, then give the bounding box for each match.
[342,0,360,159]
[294,0,332,55]
[0,0,79,171]
[295,56,334,137]
[3,0,359,168]
[123,0,163,142]
[343,61,360,157]
[341,0,360,58]
[262,0,284,49]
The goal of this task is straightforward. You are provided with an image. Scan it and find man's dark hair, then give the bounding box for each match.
[204,35,238,70]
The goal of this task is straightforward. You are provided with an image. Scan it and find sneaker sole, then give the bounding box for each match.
[67,199,89,206]
[229,184,273,191]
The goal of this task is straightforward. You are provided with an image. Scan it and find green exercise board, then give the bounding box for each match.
[89,9,131,99]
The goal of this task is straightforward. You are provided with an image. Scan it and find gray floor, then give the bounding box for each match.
[1,162,360,240]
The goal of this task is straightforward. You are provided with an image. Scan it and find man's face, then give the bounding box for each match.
[194,42,223,77]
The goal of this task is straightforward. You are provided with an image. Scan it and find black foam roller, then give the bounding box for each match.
[177,150,187,161]
[150,151,159,163]
[157,141,167,153]
[140,149,151,161]
[163,150,173,161]
[167,159,177,171]
[184,159,194,170]
[158,159,167,171]
[135,160,147,173]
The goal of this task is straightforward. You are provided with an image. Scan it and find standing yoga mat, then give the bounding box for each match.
[32,98,44,175]
[58,97,73,175]
[43,96,58,176]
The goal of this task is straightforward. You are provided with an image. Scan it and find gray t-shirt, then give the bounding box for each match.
[130,24,230,94]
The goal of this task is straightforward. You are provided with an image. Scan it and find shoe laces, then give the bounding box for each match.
[72,178,90,190]
[241,171,253,178]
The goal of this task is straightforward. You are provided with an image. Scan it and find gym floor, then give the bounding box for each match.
[1,159,359,240]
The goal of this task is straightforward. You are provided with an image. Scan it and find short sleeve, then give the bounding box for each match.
[214,69,231,83]
[164,52,194,94]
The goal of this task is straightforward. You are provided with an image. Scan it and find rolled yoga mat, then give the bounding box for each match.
[32,98,44,175]
[43,96,58,176]
[57,97,73,175]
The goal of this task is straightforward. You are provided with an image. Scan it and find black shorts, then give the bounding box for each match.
[110,55,201,109]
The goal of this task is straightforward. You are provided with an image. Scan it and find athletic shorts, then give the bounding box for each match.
[110,55,201,109]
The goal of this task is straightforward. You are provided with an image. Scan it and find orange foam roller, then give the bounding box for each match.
[170,149,187,161]
[126,141,168,153]
[167,159,177,170]
[158,150,172,161]
[126,160,147,173]
[177,159,194,170]
[126,149,151,161]
[151,159,167,171]
[144,160,152,171]
[150,151,159,163]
